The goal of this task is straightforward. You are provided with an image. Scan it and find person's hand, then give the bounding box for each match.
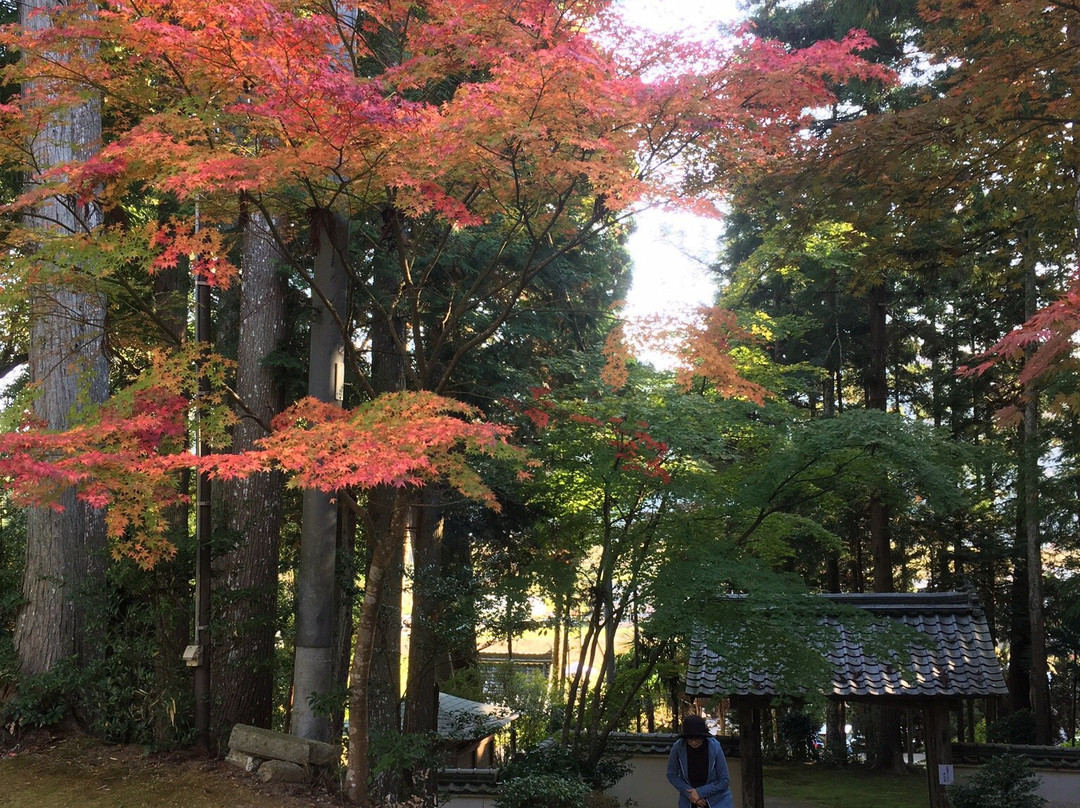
[688,788,706,807]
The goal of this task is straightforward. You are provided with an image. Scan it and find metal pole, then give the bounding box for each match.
[192,200,212,750]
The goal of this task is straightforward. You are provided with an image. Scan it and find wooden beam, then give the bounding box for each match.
[736,700,764,808]
[923,700,954,808]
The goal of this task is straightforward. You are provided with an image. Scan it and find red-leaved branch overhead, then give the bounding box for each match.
[0,375,516,569]
[0,0,892,567]
[2,0,892,222]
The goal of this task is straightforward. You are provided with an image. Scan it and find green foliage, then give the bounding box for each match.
[500,744,630,792]
[495,774,590,808]
[778,708,823,762]
[0,497,25,692]
[740,408,974,525]
[0,548,194,749]
[369,729,442,781]
[1,660,80,730]
[985,710,1036,745]
[1,651,188,747]
[488,665,557,753]
[947,755,1046,808]
[79,561,194,748]
[306,684,348,720]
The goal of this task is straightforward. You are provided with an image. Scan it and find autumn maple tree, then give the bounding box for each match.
[1,0,893,801]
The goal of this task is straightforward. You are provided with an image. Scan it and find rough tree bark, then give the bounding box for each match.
[347,493,409,808]
[865,278,905,773]
[402,486,446,805]
[14,0,109,682]
[1020,232,1051,744]
[291,209,348,742]
[215,205,287,733]
[365,219,410,801]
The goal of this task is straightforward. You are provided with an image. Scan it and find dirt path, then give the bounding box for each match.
[0,732,339,808]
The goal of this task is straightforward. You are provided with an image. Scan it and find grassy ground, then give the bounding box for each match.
[764,762,928,808]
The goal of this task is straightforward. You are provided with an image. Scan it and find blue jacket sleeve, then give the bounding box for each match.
[666,740,691,795]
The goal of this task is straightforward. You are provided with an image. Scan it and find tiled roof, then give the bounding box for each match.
[686,592,1008,700]
[438,692,517,740]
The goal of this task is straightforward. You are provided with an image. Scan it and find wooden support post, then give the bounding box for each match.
[923,700,954,808]
[737,699,764,808]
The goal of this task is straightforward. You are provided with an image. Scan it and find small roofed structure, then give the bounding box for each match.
[437,692,517,768]
[685,592,1008,808]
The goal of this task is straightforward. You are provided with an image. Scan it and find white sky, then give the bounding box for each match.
[617,0,743,319]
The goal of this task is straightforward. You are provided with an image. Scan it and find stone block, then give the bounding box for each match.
[256,758,309,783]
[229,723,313,765]
[225,749,265,773]
[228,723,341,768]
[309,739,340,767]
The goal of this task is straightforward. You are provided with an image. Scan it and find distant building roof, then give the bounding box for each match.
[438,692,517,740]
[686,592,1009,700]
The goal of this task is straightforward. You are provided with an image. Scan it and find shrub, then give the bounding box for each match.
[778,709,821,761]
[947,754,1046,808]
[985,710,1036,744]
[499,742,630,791]
[1,661,79,731]
[583,793,621,808]
[495,774,589,808]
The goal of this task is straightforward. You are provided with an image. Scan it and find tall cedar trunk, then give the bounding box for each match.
[291,210,347,741]
[366,486,403,757]
[1021,234,1052,743]
[601,488,617,687]
[403,486,446,805]
[867,279,892,591]
[333,504,358,738]
[1008,487,1033,714]
[867,279,904,772]
[550,589,565,698]
[215,207,287,732]
[14,0,108,680]
[824,508,845,762]
[347,493,408,807]
[366,226,410,801]
[439,516,478,681]
[1022,388,1051,741]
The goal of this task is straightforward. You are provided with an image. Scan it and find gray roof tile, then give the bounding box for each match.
[686,592,1008,699]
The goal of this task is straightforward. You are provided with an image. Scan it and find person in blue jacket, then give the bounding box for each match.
[666,714,734,808]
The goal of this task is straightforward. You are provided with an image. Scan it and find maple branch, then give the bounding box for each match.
[433,196,610,394]
[103,272,187,350]
[0,353,28,382]
[219,379,274,435]
[247,193,379,400]
[735,450,870,547]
